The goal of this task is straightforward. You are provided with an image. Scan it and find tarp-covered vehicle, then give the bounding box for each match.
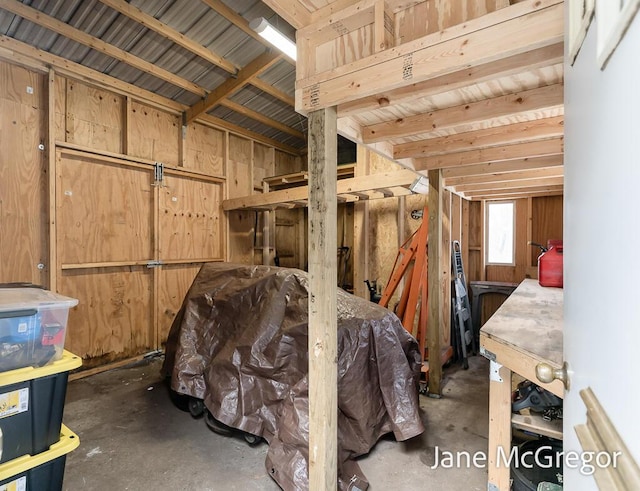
[162,263,424,490]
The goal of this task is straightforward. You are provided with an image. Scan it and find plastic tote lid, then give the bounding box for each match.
[0,288,79,313]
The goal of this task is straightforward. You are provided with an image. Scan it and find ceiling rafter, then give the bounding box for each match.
[97,0,237,74]
[219,99,305,140]
[0,0,208,96]
[394,116,565,159]
[251,78,295,107]
[454,176,564,193]
[441,156,563,179]
[364,83,564,144]
[444,166,563,187]
[185,50,280,123]
[464,184,564,199]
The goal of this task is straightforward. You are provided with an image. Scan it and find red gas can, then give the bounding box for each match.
[538,240,563,288]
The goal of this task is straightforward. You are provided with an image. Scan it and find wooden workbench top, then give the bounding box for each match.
[480,278,563,366]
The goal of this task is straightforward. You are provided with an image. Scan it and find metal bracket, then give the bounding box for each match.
[153,162,164,186]
[488,484,500,491]
[490,360,503,383]
[146,260,163,268]
[479,345,496,362]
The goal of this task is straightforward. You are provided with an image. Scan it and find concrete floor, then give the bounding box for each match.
[62,354,490,491]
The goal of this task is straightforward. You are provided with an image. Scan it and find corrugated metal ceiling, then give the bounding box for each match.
[0,0,304,150]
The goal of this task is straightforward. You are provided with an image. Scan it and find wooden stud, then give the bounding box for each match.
[487,363,513,490]
[307,106,338,491]
[1,0,208,97]
[47,69,57,291]
[427,168,443,395]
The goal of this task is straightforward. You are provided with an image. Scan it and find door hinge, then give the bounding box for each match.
[146,260,163,268]
[153,162,164,186]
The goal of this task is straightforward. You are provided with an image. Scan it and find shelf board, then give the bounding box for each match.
[511,412,562,440]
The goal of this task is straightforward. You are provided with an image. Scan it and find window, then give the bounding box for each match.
[485,201,515,265]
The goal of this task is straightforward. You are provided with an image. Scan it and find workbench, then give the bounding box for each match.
[479,279,564,491]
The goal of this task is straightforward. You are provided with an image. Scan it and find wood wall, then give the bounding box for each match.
[0,59,301,368]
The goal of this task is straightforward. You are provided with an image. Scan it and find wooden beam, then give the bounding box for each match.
[200,0,270,45]
[98,0,237,74]
[338,43,563,117]
[298,0,377,45]
[307,107,338,491]
[47,69,57,292]
[297,0,563,111]
[427,169,443,395]
[219,100,305,140]
[185,51,280,123]
[442,155,563,179]
[454,176,564,193]
[395,116,565,159]
[251,78,295,107]
[222,169,417,210]
[445,166,563,187]
[469,190,564,201]
[364,84,563,143]
[259,0,312,29]
[465,185,564,199]
[0,0,207,96]
[415,139,564,171]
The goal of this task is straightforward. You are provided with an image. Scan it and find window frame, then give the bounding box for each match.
[485,200,516,267]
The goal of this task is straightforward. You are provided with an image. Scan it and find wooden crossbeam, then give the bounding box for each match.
[442,156,563,179]
[394,116,564,159]
[454,176,564,193]
[98,0,237,74]
[200,0,269,44]
[415,139,564,171]
[464,184,563,198]
[219,100,305,140]
[296,0,563,111]
[298,0,377,45]
[185,51,281,123]
[251,78,295,107]
[338,43,563,117]
[364,84,563,143]
[222,169,417,210]
[468,190,564,201]
[445,166,563,187]
[0,0,208,96]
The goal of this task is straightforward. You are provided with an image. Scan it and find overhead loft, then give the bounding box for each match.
[223,167,420,210]
[264,0,565,200]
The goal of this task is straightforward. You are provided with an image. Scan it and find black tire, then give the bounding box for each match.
[188,398,205,418]
[243,433,261,446]
[168,388,190,412]
[205,410,233,436]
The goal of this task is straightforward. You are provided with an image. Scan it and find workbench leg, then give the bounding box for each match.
[487,361,512,491]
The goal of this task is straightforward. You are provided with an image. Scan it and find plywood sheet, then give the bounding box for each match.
[228,135,254,264]
[184,122,225,177]
[254,143,275,188]
[0,63,47,285]
[128,101,180,165]
[159,174,224,261]
[275,150,304,174]
[60,266,153,366]
[66,80,123,153]
[157,263,202,346]
[531,195,563,267]
[54,75,66,142]
[57,150,154,264]
[316,25,374,74]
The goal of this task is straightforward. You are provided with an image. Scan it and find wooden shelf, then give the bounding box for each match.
[511,412,562,440]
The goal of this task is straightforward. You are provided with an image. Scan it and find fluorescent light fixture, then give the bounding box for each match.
[250,17,297,61]
[409,176,429,195]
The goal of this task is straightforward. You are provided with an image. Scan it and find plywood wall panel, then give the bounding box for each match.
[157,263,202,346]
[228,135,254,264]
[316,26,374,74]
[275,150,304,174]
[65,80,123,153]
[60,267,153,366]
[531,195,563,267]
[254,143,275,188]
[128,101,180,165]
[184,122,225,176]
[159,174,223,261]
[57,151,153,264]
[0,63,47,285]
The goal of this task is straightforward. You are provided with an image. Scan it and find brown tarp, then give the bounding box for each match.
[162,263,424,490]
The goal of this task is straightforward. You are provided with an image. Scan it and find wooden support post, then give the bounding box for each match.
[263,182,270,266]
[427,169,443,395]
[487,362,512,490]
[353,145,369,299]
[47,69,57,292]
[307,107,338,491]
